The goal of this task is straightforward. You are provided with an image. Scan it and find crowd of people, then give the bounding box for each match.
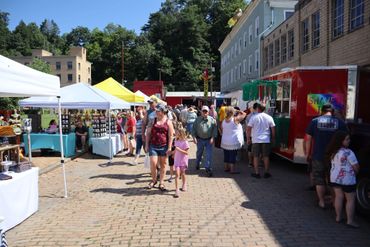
[132,99,361,228]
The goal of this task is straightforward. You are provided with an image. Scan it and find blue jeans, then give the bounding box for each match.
[135,135,143,156]
[196,138,213,169]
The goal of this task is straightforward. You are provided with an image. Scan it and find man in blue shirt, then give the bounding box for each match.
[304,103,347,209]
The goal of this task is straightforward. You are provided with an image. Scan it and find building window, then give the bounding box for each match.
[288,29,294,59]
[268,43,274,68]
[239,63,242,79]
[248,55,253,74]
[284,10,294,20]
[312,11,320,48]
[243,59,247,74]
[281,34,287,63]
[264,47,268,71]
[255,49,259,71]
[78,63,81,70]
[67,74,73,82]
[239,38,242,54]
[244,32,248,47]
[78,74,81,82]
[302,18,309,53]
[56,62,61,70]
[275,39,280,66]
[255,16,259,37]
[350,0,364,30]
[249,25,253,43]
[67,61,73,70]
[332,0,344,38]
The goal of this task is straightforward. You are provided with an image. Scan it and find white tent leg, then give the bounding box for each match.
[108,108,112,164]
[27,132,32,162]
[58,97,68,198]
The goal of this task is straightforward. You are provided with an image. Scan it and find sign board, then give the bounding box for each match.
[306,93,344,116]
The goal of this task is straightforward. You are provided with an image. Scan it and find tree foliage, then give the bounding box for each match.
[0,1,246,91]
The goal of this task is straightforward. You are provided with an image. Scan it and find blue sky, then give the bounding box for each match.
[0,0,165,35]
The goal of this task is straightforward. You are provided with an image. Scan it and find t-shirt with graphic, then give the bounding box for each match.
[330,148,358,185]
[306,115,347,161]
[174,139,190,168]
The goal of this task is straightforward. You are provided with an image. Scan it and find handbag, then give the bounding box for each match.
[144,153,150,169]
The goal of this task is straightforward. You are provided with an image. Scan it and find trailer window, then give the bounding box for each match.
[275,80,291,117]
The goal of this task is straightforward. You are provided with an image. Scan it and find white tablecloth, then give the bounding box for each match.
[0,167,39,232]
[90,134,123,158]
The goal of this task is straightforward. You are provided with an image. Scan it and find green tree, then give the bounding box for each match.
[66,26,91,47]
[0,11,11,56]
[29,57,52,74]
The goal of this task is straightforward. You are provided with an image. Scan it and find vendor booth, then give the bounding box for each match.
[0,55,59,233]
[94,77,146,104]
[19,83,130,161]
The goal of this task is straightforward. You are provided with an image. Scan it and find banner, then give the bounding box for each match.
[306,93,344,116]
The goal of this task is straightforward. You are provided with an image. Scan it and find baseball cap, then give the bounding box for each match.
[201,106,209,112]
[155,103,167,112]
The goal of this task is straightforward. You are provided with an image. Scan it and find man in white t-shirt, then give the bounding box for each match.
[246,102,276,178]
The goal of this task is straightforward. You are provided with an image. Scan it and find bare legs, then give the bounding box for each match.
[333,187,358,226]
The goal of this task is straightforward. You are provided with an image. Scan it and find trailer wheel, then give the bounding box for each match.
[356,177,370,214]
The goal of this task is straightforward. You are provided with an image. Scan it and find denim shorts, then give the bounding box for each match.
[149,144,168,157]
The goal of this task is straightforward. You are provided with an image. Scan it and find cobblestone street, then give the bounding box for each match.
[6,141,370,247]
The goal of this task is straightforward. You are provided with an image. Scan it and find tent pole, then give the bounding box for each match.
[108,108,112,164]
[27,131,32,162]
[58,96,68,198]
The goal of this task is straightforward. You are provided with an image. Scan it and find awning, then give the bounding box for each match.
[94,77,145,103]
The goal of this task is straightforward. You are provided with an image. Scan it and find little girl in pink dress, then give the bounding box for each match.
[174,126,190,198]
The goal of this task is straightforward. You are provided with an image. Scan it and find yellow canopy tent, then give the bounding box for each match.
[150,95,167,105]
[94,77,145,104]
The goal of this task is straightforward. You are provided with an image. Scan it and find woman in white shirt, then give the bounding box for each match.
[220,106,246,174]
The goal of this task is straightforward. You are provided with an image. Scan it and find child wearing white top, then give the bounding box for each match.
[326,131,360,228]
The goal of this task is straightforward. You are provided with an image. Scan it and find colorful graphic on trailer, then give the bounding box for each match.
[307,94,344,116]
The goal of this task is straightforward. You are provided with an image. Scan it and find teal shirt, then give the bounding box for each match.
[192,116,217,139]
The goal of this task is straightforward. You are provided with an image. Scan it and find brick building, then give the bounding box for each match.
[262,0,370,76]
[12,46,92,87]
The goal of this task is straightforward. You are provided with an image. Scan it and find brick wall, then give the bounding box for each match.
[262,0,370,76]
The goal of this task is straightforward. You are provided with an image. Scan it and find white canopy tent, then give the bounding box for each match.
[0,55,69,198]
[19,82,130,165]
[0,55,59,97]
[134,90,151,102]
[0,55,68,197]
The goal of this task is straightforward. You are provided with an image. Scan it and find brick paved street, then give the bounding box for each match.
[6,141,370,247]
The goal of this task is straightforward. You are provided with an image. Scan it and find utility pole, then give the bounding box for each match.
[121,41,125,85]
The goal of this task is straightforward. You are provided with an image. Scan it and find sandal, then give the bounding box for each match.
[159,183,167,191]
[147,181,157,189]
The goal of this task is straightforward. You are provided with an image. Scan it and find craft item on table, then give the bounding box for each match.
[10,161,32,173]
[0,173,12,180]
[0,126,15,137]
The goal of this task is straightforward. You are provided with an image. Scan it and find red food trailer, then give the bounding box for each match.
[243,66,370,214]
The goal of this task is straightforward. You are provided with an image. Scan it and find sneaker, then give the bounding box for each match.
[174,190,180,198]
[251,173,261,179]
[206,168,213,177]
[263,172,272,178]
